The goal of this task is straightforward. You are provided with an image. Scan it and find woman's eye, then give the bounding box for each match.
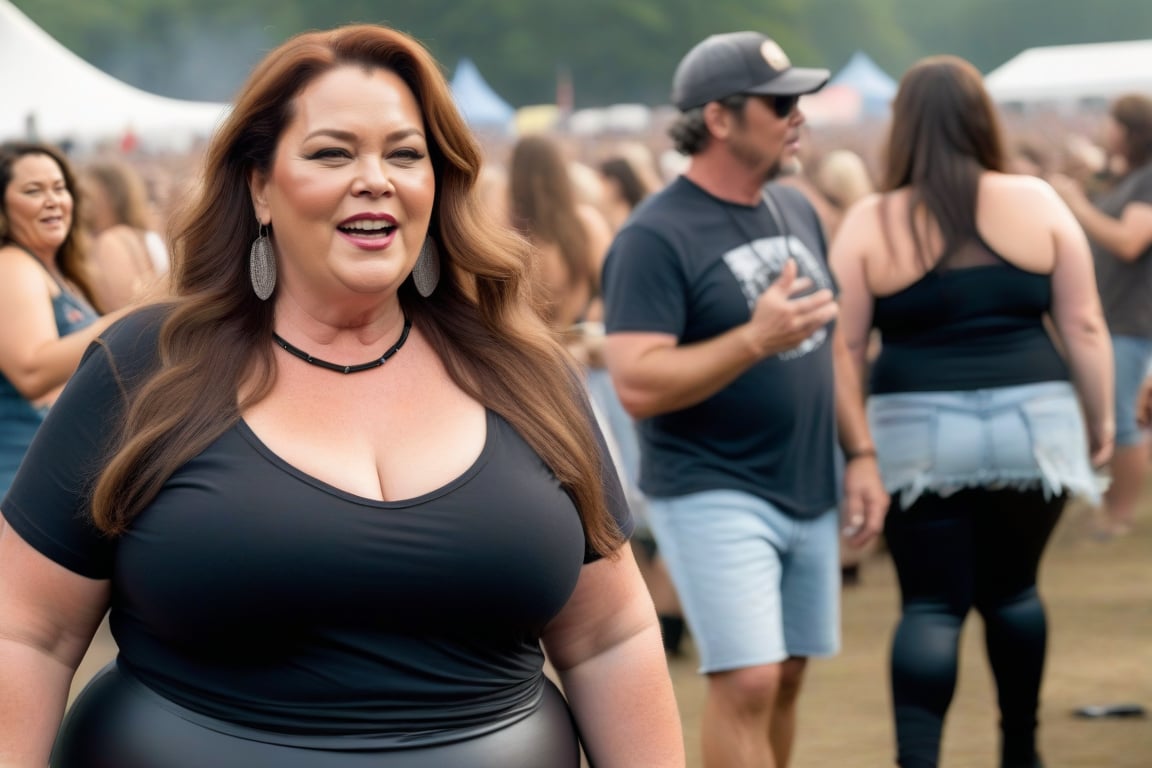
[308,148,351,160]
[390,149,426,162]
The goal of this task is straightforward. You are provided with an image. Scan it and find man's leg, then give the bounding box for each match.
[1104,442,1149,533]
[703,663,784,768]
[645,490,802,768]
[769,657,809,767]
[1101,335,1152,534]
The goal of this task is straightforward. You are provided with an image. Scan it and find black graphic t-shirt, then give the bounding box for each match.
[602,176,839,518]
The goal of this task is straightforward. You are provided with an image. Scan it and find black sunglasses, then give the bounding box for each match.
[748,93,800,119]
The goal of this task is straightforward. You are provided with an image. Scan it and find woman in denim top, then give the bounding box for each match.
[0,142,132,496]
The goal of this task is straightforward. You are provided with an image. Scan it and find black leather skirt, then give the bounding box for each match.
[53,662,582,768]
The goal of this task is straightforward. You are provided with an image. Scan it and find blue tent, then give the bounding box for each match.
[829,51,897,117]
[450,58,514,132]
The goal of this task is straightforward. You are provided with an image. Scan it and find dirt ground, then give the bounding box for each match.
[666,498,1152,767]
[70,498,1150,766]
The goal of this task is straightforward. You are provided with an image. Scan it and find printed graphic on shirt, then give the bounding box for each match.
[724,235,831,360]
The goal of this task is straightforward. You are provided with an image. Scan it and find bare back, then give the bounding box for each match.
[862,172,1060,297]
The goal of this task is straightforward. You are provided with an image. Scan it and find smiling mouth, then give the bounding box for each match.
[338,221,396,237]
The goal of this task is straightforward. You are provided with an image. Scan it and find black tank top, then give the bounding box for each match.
[870,236,1069,394]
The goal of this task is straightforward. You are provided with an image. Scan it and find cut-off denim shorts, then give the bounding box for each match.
[867,380,1100,508]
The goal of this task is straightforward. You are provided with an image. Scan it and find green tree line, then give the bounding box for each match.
[11,0,1152,107]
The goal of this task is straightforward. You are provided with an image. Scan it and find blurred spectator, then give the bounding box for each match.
[507,134,613,334]
[0,142,133,497]
[1006,137,1055,177]
[597,154,658,231]
[80,159,170,312]
[594,149,687,654]
[1050,93,1152,537]
[814,149,875,211]
[812,148,876,239]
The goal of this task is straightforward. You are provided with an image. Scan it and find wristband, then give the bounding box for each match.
[845,447,877,462]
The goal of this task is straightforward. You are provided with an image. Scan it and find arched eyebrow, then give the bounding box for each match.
[303,127,426,143]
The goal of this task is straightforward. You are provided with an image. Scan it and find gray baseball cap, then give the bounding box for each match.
[671,31,830,111]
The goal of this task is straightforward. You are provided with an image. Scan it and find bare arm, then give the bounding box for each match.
[832,327,888,546]
[827,198,879,380]
[829,199,888,545]
[1044,185,1115,465]
[542,546,684,767]
[1050,175,1152,262]
[0,521,110,765]
[88,226,156,312]
[0,249,129,401]
[603,260,838,419]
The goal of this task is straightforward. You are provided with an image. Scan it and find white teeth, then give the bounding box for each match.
[341,220,394,232]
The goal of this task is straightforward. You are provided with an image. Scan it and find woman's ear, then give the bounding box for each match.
[248,169,271,224]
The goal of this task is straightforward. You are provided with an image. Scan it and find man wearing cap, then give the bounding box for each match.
[601,31,887,767]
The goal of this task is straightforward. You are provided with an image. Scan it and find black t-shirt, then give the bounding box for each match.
[601,176,839,519]
[1091,162,1152,338]
[1,307,631,739]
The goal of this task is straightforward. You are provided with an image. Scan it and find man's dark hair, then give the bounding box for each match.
[668,94,748,155]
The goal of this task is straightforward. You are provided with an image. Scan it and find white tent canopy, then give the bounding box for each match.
[0,0,230,149]
[985,39,1152,105]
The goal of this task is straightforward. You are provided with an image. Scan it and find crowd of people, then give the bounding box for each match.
[0,20,1149,768]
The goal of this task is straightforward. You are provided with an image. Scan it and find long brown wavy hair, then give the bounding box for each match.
[0,141,96,305]
[881,56,1006,266]
[81,159,156,232]
[90,25,624,557]
[507,134,594,323]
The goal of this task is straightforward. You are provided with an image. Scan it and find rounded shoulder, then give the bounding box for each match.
[836,191,887,232]
[0,243,48,278]
[981,171,1061,204]
[0,242,34,262]
[848,191,887,214]
[97,223,143,242]
[0,245,55,309]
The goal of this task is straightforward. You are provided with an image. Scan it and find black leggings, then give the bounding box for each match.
[885,488,1064,768]
[53,662,582,768]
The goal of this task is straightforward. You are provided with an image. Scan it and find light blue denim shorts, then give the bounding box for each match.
[1111,335,1152,446]
[867,380,1100,508]
[644,490,840,674]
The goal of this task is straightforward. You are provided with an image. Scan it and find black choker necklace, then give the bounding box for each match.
[273,315,412,374]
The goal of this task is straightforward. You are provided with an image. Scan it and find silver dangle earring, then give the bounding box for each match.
[412,237,441,297]
[249,224,276,300]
